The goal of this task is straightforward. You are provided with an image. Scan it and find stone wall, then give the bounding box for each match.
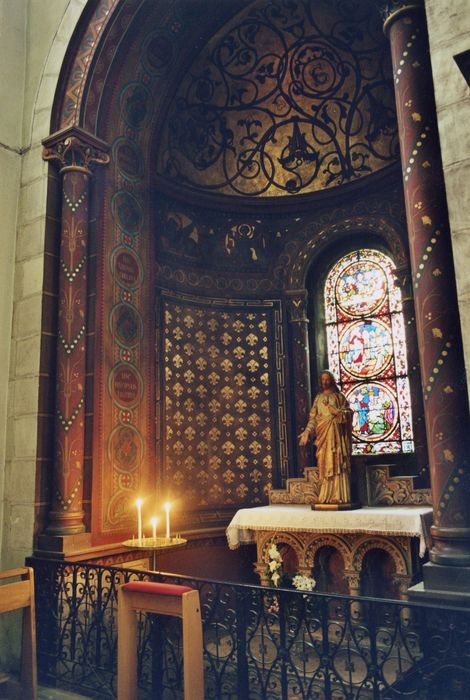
[0,0,83,571]
[425,0,470,391]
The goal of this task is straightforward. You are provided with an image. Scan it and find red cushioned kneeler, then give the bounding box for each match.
[117,580,204,700]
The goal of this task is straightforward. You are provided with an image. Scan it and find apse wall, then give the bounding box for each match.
[30,0,418,544]
[20,0,466,554]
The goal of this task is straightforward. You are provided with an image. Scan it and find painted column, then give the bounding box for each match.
[43,127,109,535]
[286,290,312,473]
[381,2,470,565]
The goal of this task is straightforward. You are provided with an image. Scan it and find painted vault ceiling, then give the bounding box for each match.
[156,0,399,198]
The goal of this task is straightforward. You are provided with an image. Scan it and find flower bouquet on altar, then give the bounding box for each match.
[265,538,316,592]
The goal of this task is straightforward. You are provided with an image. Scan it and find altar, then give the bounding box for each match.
[227,505,433,598]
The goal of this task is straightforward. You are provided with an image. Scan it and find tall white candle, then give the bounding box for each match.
[151,516,158,540]
[164,502,171,540]
[136,498,143,543]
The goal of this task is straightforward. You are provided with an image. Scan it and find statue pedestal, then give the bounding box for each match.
[313,502,361,511]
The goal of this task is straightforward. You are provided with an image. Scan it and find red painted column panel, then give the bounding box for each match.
[383,3,470,564]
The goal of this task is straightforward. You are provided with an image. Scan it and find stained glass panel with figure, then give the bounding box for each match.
[325,249,414,454]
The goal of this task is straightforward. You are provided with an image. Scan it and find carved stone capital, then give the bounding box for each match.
[377,0,424,35]
[285,289,309,323]
[344,568,361,591]
[392,573,412,595]
[43,126,110,175]
[392,264,412,298]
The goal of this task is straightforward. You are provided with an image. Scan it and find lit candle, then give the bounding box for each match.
[151,516,158,541]
[164,502,171,540]
[136,498,143,543]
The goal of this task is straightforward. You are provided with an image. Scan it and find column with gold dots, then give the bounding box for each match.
[381,1,470,568]
[43,128,109,535]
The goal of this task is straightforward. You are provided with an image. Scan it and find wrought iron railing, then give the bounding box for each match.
[28,557,470,699]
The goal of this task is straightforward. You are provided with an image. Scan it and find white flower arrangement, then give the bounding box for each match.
[265,539,316,592]
[266,539,283,587]
[292,574,316,592]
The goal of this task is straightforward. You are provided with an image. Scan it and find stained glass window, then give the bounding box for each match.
[325,249,414,455]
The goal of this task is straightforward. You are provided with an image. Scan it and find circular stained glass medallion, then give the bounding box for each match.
[335,260,387,317]
[339,319,393,379]
[346,382,398,442]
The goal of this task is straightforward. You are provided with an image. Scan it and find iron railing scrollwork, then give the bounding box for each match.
[28,557,470,699]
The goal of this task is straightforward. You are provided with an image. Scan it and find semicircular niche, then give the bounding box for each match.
[156,0,399,198]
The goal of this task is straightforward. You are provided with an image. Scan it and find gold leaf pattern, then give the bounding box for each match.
[223,469,235,483]
[221,385,234,400]
[195,384,207,398]
[221,359,233,372]
[247,386,261,399]
[208,427,221,441]
[184,426,196,441]
[173,354,183,368]
[195,412,207,425]
[247,359,259,372]
[432,328,443,338]
[195,356,207,370]
[246,333,258,346]
[208,456,221,469]
[163,300,275,509]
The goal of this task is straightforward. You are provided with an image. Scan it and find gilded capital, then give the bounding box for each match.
[43,126,110,174]
[285,290,309,323]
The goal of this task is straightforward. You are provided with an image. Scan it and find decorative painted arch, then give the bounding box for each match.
[351,536,410,576]
[286,214,409,292]
[304,534,353,570]
[259,531,305,563]
[41,0,197,543]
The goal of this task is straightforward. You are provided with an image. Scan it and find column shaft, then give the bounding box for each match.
[385,5,470,564]
[43,128,109,535]
[286,291,312,473]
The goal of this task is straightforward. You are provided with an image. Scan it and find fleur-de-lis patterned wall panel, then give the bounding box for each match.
[157,0,398,196]
[158,293,288,526]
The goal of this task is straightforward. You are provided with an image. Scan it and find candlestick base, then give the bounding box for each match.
[122,537,188,570]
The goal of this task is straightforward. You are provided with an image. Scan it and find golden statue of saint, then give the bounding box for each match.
[299,370,353,506]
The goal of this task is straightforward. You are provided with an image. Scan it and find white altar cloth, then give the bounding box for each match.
[226,505,433,557]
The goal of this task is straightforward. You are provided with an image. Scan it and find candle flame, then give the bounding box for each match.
[136,498,143,507]
[150,516,159,526]
[163,501,171,513]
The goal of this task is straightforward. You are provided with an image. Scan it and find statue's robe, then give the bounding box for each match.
[306,390,352,504]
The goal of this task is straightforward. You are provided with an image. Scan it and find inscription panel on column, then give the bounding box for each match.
[161,296,285,521]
